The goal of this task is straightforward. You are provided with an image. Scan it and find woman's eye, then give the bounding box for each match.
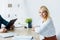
[43,12,45,13]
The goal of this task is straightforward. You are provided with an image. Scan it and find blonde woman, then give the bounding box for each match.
[33,6,57,40]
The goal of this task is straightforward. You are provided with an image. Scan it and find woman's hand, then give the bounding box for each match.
[3,28,7,33]
[32,27,35,31]
[0,28,7,33]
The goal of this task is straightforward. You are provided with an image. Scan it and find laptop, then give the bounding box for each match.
[5,18,17,30]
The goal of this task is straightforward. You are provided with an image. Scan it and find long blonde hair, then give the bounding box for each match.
[40,5,50,18]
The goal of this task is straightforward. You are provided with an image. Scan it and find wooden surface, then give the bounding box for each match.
[0,27,40,40]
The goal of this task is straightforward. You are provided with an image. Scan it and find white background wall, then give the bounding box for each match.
[0,0,60,35]
[0,0,28,27]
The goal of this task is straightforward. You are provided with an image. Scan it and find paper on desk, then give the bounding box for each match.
[39,35,44,40]
[12,35,33,40]
[14,24,24,28]
[0,32,16,38]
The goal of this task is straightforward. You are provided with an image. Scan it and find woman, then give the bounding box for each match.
[33,6,57,40]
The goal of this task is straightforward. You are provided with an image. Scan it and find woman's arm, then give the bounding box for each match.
[35,18,51,34]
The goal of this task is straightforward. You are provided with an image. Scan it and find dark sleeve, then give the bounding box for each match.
[0,15,9,26]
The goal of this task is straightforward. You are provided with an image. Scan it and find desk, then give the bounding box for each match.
[0,27,40,40]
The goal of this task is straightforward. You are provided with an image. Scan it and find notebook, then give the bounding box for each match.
[5,18,17,30]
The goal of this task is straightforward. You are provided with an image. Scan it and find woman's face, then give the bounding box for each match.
[39,9,48,18]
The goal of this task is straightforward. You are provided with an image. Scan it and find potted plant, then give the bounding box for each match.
[25,18,32,28]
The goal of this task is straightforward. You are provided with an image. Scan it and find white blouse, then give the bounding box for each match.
[35,17,56,37]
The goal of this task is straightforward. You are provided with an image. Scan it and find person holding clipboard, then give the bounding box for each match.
[0,15,17,33]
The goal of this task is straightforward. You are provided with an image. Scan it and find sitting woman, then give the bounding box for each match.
[33,5,57,40]
[0,15,15,33]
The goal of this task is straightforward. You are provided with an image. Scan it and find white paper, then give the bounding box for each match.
[0,32,15,38]
[12,35,33,40]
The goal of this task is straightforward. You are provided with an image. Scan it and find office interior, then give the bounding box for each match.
[0,0,60,40]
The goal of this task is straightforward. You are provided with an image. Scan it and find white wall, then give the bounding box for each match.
[0,0,60,35]
[0,0,27,27]
[25,0,60,35]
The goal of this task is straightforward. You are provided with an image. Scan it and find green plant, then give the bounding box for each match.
[25,18,32,23]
